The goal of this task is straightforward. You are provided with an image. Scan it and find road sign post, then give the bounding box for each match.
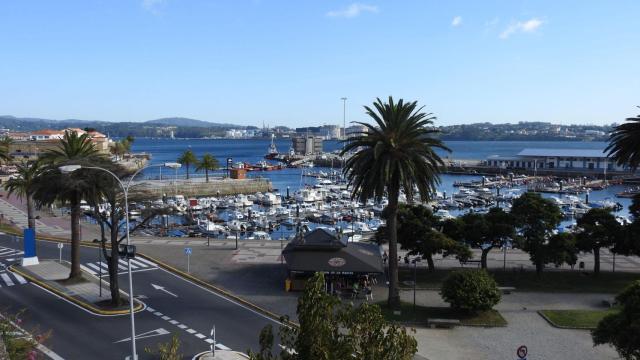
[57,242,64,263]
[184,247,192,273]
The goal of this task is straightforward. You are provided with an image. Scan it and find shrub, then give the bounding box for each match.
[441,270,501,312]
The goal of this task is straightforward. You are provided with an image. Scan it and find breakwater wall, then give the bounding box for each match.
[129,178,272,198]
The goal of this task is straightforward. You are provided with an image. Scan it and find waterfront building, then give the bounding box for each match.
[485,148,627,172]
[8,128,111,161]
[292,135,323,155]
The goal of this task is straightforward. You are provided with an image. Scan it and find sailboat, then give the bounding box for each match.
[265,134,278,159]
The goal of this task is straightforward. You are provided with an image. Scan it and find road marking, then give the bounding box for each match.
[216,343,231,350]
[146,307,155,312]
[115,328,170,343]
[169,320,179,325]
[151,283,178,297]
[178,324,187,329]
[129,259,148,268]
[1,273,15,286]
[153,312,163,316]
[186,329,197,334]
[119,259,138,269]
[83,264,100,274]
[133,257,156,267]
[161,316,170,321]
[195,333,206,339]
[11,273,27,284]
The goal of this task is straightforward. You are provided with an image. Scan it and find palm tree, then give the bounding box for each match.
[606,107,640,170]
[4,161,44,231]
[196,153,220,182]
[178,149,198,179]
[33,131,102,280]
[341,96,449,309]
[0,136,13,163]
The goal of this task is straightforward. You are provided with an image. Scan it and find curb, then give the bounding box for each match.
[136,253,298,328]
[9,264,144,316]
[536,310,596,330]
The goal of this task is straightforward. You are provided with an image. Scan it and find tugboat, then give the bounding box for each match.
[265,134,278,160]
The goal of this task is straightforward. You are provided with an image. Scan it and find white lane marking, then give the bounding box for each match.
[150,283,178,298]
[11,273,27,284]
[153,312,163,316]
[161,316,170,321]
[178,324,187,329]
[195,333,206,339]
[83,264,100,274]
[1,273,15,286]
[186,329,197,334]
[146,307,155,312]
[169,320,179,325]
[133,257,156,267]
[205,338,214,344]
[115,328,170,343]
[119,259,138,269]
[215,343,231,350]
[129,259,148,268]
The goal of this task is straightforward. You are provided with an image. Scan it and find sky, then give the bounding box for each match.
[1,0,638,127]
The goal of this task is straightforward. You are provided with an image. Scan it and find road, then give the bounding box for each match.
[0,235,281,359]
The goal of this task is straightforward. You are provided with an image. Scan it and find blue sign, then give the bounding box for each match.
[184,247,192,255]
[23,228,36,258]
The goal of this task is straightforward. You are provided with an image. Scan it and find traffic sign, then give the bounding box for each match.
[184,247,192,255]
[517,345,528,359]
[57,243,64,249]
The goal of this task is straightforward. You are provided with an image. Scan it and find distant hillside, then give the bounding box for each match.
[145,117,238,128]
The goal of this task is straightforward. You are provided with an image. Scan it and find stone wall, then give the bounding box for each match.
[129,178,272,198]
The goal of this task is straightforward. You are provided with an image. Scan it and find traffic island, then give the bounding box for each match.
[538,309,618,330]
[193,350,249,360]
[378,301,507,328]
[9,260,144,316]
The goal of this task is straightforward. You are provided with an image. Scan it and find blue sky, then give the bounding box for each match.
[1,1,638,127]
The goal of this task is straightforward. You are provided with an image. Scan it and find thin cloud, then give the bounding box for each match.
[500,18,544,39]
[326,3,379,18]
[142,0,164,14]
[451,16,462,27]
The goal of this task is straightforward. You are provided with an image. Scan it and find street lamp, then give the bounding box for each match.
[341,97,347,141]
[59,162,181,360]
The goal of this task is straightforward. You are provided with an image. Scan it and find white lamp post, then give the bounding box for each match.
[59,162,181,360]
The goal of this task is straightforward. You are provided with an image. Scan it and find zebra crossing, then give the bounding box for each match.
[0,247,24,259]
[80,257,158,276]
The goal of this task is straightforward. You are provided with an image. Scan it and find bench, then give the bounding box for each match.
[498,286,516,295]
[427,318,460,329]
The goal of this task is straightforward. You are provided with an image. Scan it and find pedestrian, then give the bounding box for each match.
[382,251,388,265]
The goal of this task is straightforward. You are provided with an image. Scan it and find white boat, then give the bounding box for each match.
[295,189,321,203]
[352,221,372,233]
[261,192,282,206]
[227,220,247,232]
[247,231,271,240]
[434,209,454,220]
[198,220,226,235]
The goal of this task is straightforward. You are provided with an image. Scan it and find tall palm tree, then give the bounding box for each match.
[178,149,198,179]
[0,136,13,163]
[341,96,449,309]
[4,160,44,231]
[606,107,640,170]
[33,131,102,279]
[196,153,220,182]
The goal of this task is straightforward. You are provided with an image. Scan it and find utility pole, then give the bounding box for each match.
[341,97,347,142]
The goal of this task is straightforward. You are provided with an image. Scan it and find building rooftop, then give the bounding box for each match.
[517,148,608,158]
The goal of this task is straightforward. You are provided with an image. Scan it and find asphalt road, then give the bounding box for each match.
[0,235,282,359]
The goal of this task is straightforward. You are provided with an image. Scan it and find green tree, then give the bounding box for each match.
[544,232,579,268]
[593,280,640,360]
[459,208,515,269]
[249,273,417,360]
[177,149,198,179]
[33,131,103,279]
[605,107,640,170]
[341,96,449,309]
[196,153,220,182]
[4,161,44,231]
[440,270,501,313]
[511,192,562,275]
[0,136,13,163]
[576,208,622,274]
[397,205,470,271]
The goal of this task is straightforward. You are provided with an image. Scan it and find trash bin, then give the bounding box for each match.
[285,278,292,292]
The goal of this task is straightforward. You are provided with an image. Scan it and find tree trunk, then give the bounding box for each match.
[593,247,600,275]
[480,247,492,269]
[26,195,35,231]
[205,169,209,182]
[69,193,82,280]
[109,198,122,306]
[535,260,544,276]
[426,254,435,272]
[387,186,400,311]
[186,164,190,179]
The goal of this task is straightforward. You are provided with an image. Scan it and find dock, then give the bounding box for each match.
[128,177,272,199]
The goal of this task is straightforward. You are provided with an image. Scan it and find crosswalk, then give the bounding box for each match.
[0,247,24,259]
[80,257,158,276]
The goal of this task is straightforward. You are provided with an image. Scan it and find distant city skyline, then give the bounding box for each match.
[1,1,638,127]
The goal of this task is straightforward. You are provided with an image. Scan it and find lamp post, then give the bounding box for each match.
[341,97,347,142]
[60,161,181,360]
[412,257,421,315]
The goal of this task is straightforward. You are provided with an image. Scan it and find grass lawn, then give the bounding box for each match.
[378,301,507,327]
[398,268,639,294]
[539,309,618,329]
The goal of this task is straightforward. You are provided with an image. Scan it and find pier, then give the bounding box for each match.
[129,177,272,198]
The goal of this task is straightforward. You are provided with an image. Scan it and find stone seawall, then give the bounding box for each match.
[129,178,272,198]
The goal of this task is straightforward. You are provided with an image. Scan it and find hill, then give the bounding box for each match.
[144,117,237,128]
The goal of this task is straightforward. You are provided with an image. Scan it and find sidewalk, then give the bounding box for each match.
[12,260,141,315]
[0,193,70,237]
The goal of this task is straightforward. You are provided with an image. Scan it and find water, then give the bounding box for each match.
[130,138,610,192]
